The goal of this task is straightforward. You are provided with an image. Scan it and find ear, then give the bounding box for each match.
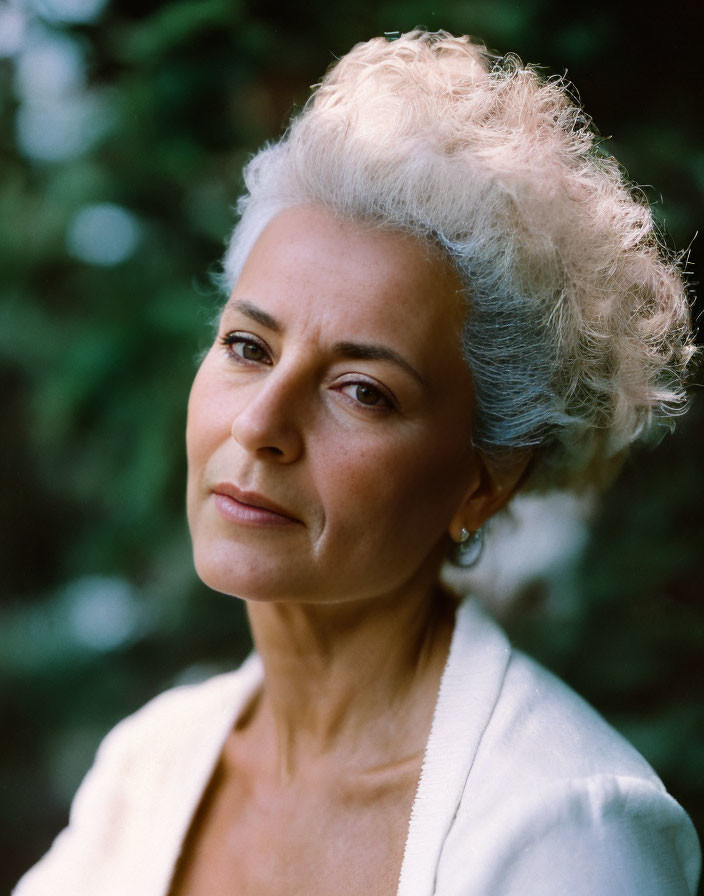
[449,448,533,540]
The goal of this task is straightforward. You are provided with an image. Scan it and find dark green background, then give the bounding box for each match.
[2,1,702,891]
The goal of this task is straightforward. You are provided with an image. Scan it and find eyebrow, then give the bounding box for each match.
[225,298,425,387]
[333,341,426,387]
[225,299,282,333]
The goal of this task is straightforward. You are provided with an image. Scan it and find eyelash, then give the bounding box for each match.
[219,331,396,412]
[335,379,395,411]
[220,332,272,365]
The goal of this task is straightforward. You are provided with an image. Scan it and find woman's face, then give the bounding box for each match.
[186,206,479,605]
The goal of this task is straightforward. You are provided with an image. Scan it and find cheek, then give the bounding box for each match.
[322,429,472,549]
[392,438,473,531]
[186,364,225,466]
[186,368,225,520]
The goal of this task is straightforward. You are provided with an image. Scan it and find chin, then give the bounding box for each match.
[191,540,302,603]
[194,568,282,603]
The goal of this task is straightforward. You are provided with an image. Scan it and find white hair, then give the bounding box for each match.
[222,30,695,491]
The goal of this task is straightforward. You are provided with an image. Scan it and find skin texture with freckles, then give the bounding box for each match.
[174,207,524,896]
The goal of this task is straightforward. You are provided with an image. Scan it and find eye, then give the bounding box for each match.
[352,383,384,406]
[338,380,394,410]
[220,332,272,365]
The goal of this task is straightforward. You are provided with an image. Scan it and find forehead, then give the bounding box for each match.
[231,206,467,348]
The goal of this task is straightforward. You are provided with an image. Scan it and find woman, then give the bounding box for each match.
[15,30,700,896]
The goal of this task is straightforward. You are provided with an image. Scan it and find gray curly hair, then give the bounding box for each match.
[222,30,695,491]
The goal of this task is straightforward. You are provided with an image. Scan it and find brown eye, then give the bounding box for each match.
[241,341,265,361]
[355,384,382,406]
[338,379,394,410]
[355,384,381,404]
[220,332,272,365]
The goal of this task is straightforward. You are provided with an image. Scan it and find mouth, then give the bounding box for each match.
[210,482,301,526]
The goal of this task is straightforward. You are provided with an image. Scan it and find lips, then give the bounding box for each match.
[211,482,300,524]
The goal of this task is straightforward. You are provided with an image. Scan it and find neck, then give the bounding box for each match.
[244,578,455,781]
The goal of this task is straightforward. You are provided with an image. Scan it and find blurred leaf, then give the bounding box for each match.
[120,0,242,63]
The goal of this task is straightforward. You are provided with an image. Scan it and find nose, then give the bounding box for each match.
[230,367,305,463]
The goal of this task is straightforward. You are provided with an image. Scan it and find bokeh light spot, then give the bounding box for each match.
[66,202,142,266]
[28,0,109,25]
[65,576,142,651]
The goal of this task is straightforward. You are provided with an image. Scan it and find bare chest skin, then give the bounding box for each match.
[168,725,423,896]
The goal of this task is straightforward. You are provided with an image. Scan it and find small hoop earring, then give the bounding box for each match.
[451,526,484,568]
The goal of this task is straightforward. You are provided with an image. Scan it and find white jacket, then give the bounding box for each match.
[14,600,701,895]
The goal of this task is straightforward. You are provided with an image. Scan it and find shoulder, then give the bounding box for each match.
[95,655,262,771]
[70,653,263,825]
[443,769,701,895]
[450,599,668,788]
[446,600,661,786]
[13,656,262,896]
[482,646,661,784]
[441,603,701,894]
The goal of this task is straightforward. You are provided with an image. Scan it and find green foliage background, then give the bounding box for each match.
[1,0,702,890]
